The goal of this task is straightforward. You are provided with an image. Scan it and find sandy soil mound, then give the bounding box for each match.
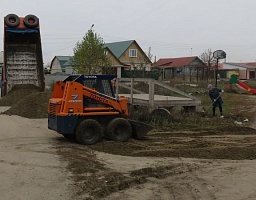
[0,84,42,106]
[3,90,52,118]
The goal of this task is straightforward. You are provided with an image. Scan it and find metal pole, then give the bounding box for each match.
[215,58,218,87]
[115,78,119,99]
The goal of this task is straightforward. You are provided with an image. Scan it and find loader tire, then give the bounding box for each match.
[76,119,102,145]
[106,118,132,142]
[4,14,20,27]
[24,14,39,28]
[62,134,76,140]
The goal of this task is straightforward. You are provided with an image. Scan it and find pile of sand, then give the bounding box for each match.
[0,84,42,106]
[3,91,52,118]
[0,84,52,118]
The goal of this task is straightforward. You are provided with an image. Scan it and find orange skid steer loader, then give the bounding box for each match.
[48,75,153,145]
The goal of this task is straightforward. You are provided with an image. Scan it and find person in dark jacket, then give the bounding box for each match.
[208,84,224,117]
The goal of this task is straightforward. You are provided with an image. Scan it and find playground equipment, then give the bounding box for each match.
[229,73,256,94]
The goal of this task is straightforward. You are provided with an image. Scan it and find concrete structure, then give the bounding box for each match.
[44,74,68,87]
[117,78,201,112]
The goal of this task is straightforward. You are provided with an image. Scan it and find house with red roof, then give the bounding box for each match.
[154,56,206,80]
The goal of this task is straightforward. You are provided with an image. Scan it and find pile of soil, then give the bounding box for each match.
[3,90,52,118]
[0,84,42,106]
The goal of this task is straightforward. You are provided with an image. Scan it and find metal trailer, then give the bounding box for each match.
[1,14,44,96]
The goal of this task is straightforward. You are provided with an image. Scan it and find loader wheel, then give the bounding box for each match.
[62,134,76,140]
[24,14,39,28]
[106,118,132,142]
[76,119,102,145]
[4,14,20,27]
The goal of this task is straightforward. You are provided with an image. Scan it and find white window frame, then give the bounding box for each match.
[129,49,137,58]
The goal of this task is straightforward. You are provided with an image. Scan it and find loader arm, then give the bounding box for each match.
[82,85,129,116]
[53,81,129,117]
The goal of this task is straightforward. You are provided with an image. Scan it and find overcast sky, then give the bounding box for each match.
[1,0,256,65]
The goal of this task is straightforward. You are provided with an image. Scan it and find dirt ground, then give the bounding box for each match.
[1,89,256,199]
[0,108,72,200]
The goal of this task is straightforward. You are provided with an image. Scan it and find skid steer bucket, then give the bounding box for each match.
[128,119,153,139]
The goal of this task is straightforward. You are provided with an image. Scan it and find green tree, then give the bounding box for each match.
[73,28,111,74]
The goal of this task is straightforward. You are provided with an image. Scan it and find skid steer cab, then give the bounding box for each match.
[48,74,152,145]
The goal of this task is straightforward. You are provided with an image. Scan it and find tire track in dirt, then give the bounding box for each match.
[153,161,217,200]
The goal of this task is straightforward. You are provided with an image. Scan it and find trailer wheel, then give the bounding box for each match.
[106,118,132,142]
[150,108,170,120]
[76,119,102,145]
[24,14,39,28]
[4,14,20,27]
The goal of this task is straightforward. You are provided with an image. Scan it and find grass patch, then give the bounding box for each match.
[128,79,254,131]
